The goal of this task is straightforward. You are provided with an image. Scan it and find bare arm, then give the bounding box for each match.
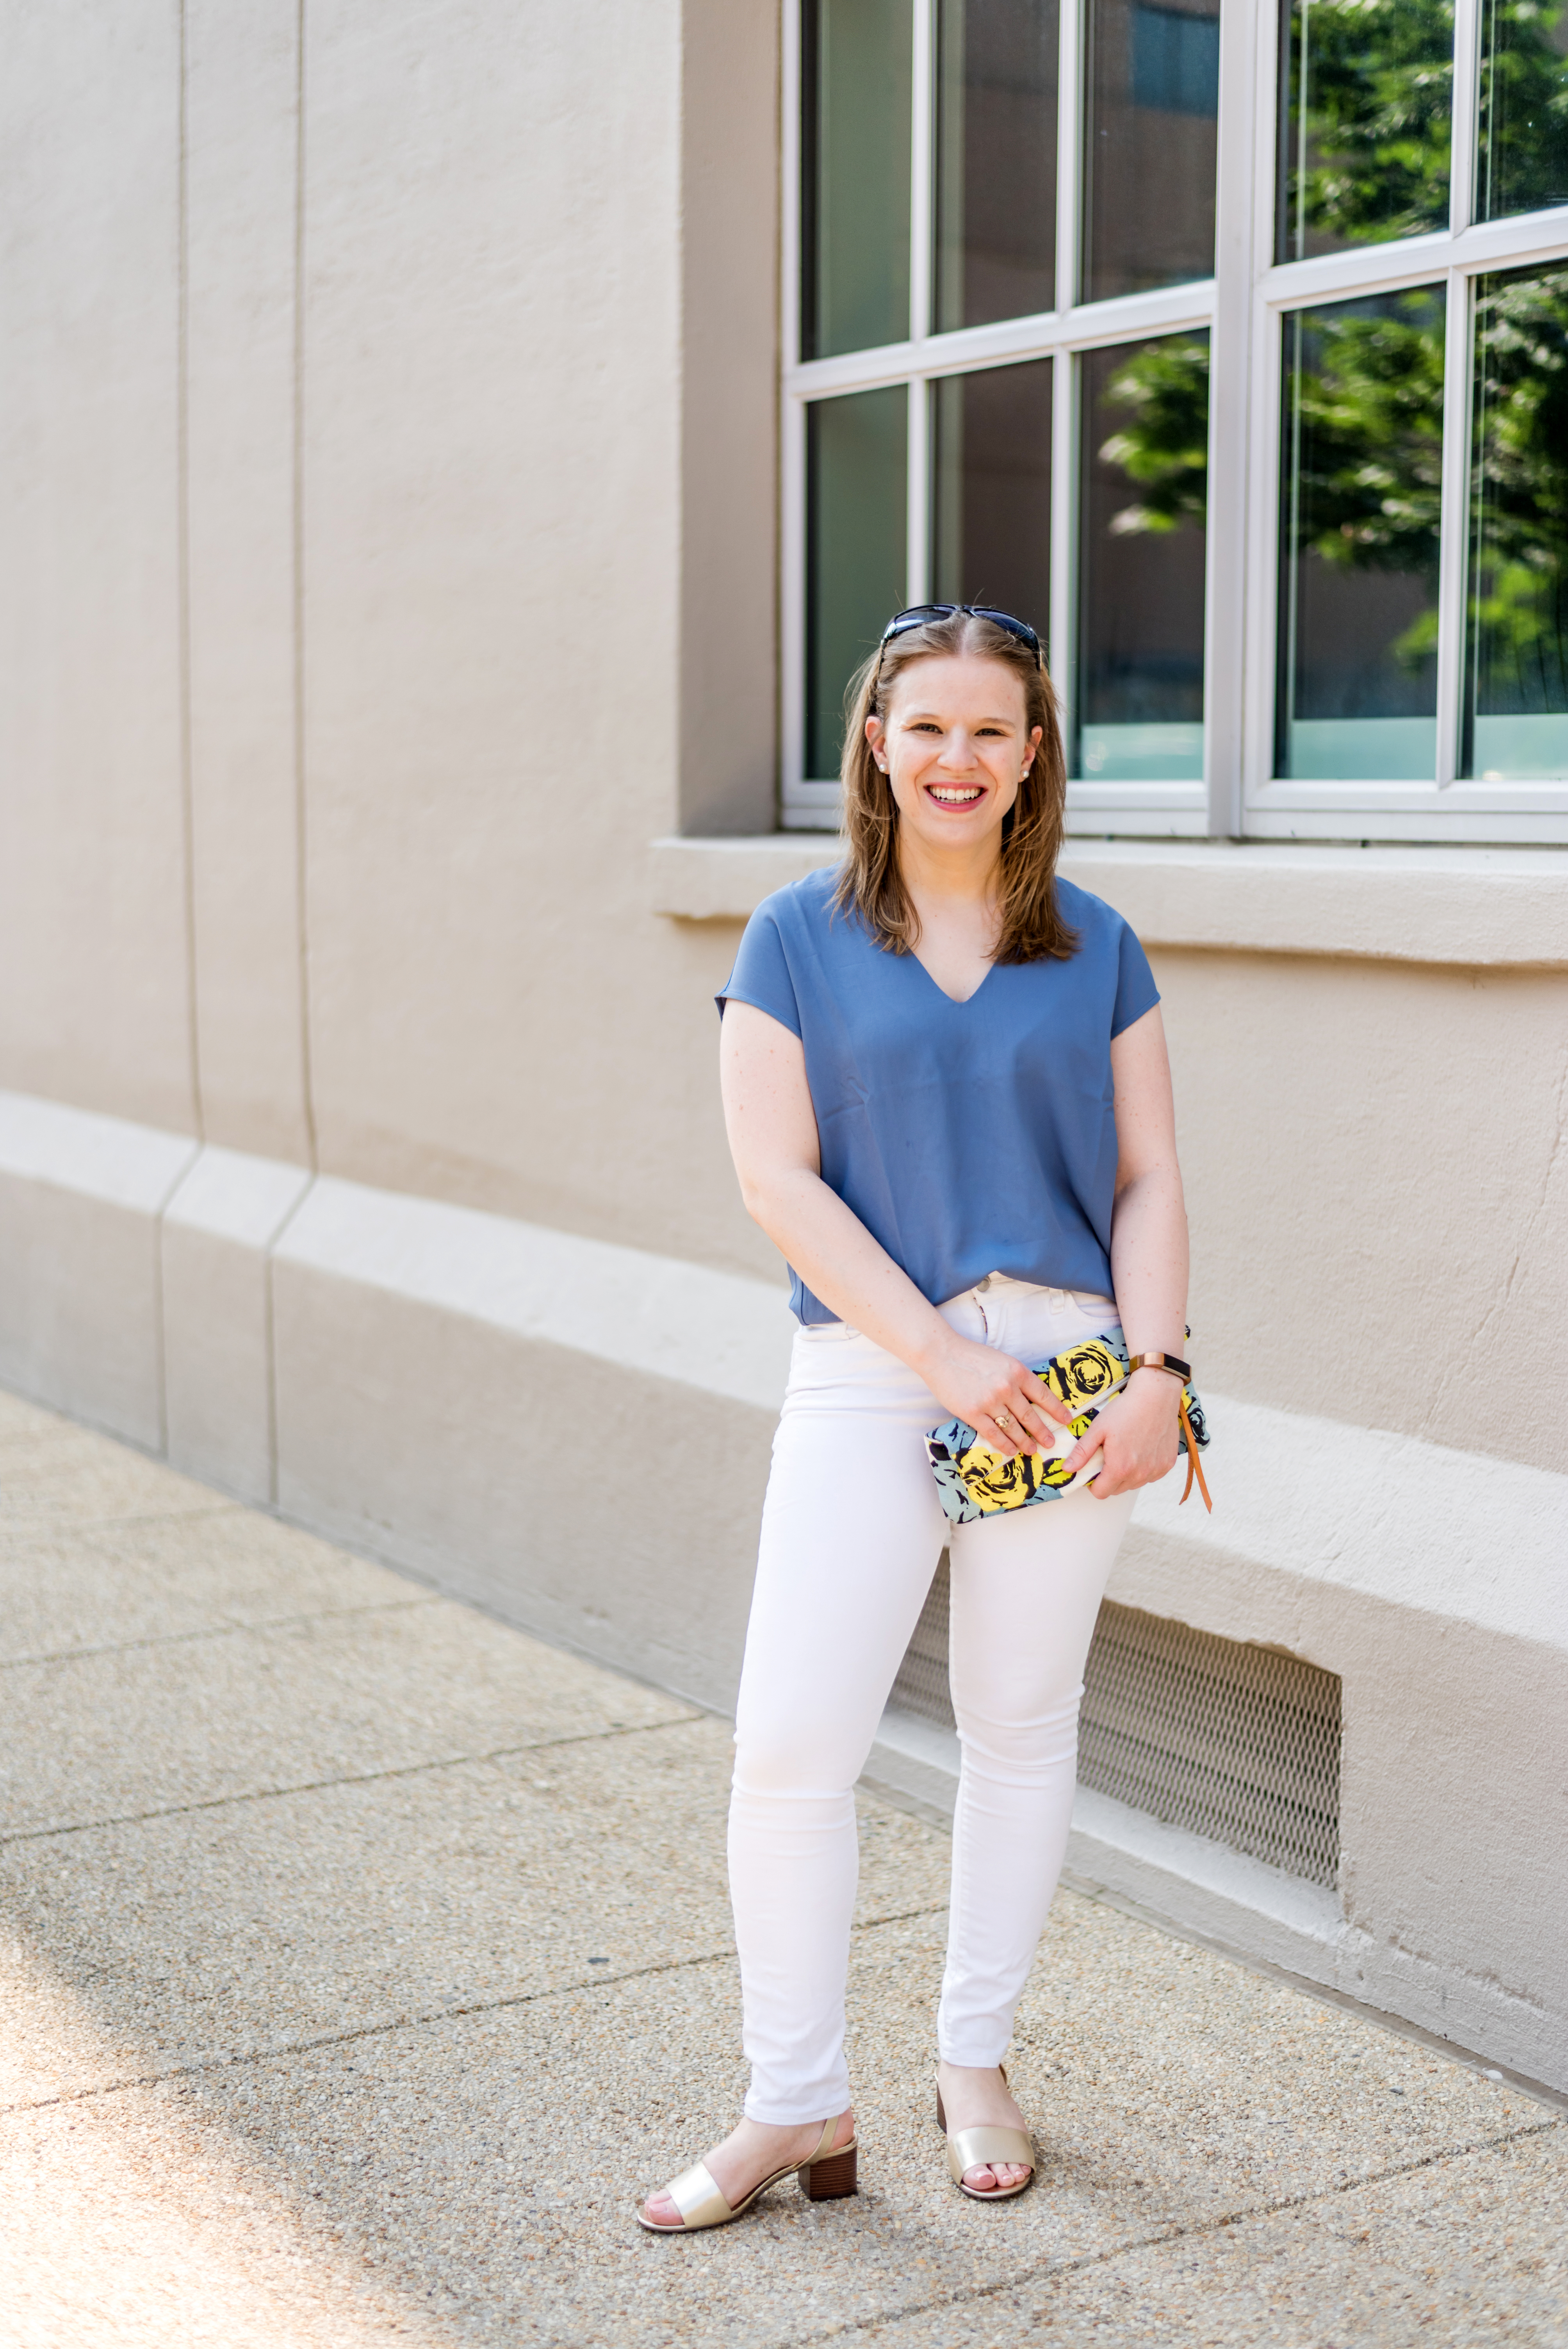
[1062,1003,1190,1497]
[719,999,1072,1455]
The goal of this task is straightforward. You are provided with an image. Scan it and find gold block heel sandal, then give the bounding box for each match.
[936,2076,1036,2203]
[636,2117,859,2235]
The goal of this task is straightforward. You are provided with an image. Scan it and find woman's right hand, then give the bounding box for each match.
[919,1329,1072,1458]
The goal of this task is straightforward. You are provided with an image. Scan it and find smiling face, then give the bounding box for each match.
[865,652,1042,861]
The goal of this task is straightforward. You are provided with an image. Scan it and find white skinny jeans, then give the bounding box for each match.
[729,1274,1135,2126]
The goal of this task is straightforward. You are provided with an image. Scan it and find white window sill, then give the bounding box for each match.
[648,835,1568,968]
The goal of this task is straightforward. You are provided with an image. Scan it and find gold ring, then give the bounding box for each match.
[994,1409,1015,1431]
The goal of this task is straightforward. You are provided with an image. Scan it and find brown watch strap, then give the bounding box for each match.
[1127,1350,1192,1383]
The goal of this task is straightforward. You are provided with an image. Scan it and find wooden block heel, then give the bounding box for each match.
[800,2143,858,2201]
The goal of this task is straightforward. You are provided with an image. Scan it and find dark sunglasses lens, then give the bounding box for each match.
[969,606,1040,652]
[882,603,958,640]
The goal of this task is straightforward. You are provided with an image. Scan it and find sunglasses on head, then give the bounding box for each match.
[877,602,1042,661]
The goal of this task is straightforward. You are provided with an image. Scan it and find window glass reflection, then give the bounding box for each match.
[935,0,1058,331]
[1077,334,1208,781]
[1276,0,1452,265]
[1477,1,1568,223]
[932,361,1053,640]
[802,0,912,360]
[1464,266,1568,780]
[1083,0,1219,304]
[1276,290,1445,781]
[806,389,909,778]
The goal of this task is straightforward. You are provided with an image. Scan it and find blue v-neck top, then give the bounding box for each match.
[718,865,1159,1324]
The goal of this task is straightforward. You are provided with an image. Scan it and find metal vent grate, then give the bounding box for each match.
[890,1556,959,1728]
[889,1560,1342,1888]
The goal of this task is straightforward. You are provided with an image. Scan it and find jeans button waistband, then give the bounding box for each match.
[975,1274,991,1292]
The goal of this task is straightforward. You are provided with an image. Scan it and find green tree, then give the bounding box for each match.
[1469,268,1568,708]
[1098,337,1209,537]
[1097,276,1568,703]
[1285,0,1455,250]
[1101,302,1445,671]
[1287,296,1446,669]
[1477,0,1568,219]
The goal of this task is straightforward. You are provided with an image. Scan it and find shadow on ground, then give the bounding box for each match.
[1,1387,1563,2347]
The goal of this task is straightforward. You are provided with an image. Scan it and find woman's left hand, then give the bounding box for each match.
[1062,1367,1182,1498]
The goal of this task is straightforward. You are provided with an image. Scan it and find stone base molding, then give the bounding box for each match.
[1,1084,1563,2095]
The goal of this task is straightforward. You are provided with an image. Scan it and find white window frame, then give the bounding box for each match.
[781,0,1568,842]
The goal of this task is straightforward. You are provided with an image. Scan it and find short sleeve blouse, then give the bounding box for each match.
[717,866,1159,1324]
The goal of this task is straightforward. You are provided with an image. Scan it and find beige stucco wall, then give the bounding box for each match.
[11,0,1561,1474]
[1,0,1564,2086]
[0,0,780,1263]
[1161,950,1568,1479]
[0,0,194,1137]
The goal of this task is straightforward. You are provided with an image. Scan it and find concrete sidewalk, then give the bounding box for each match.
[1,1385,1563,2349]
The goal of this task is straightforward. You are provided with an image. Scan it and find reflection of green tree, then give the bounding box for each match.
[1470,270,1568,707]
[1104,278,1568,700]
[1286,0,1455,247]
[1099,337,1208,536]
[1287,297,1446,670]
[1104,303,1444,669]
[1478,0,1568,217]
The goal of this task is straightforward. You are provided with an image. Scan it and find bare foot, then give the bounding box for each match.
[639,2108,855,2230]
[937,2060,1033,2194]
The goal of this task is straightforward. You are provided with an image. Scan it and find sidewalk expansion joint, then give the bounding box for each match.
[0,1593,441,1674]
[0,1902,950,2120]
[763,2116,1564,2349]
[2,1502,245,1540]
[0,1709,708,1848]
[0,1946,744,2117]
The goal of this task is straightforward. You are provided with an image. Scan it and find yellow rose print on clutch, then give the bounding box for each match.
[925,1327,1210,1526]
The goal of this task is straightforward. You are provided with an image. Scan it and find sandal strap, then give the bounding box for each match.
[666,2160,734,2229]
[945,2125,1035,2184]
[659,2117,846,2230]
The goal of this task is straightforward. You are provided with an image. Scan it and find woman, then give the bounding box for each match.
[638,605,1190,2231]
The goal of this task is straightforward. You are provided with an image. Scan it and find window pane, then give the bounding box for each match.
[1077,334,1208,780]
[932,361,1052,640]
[1275,0,1453,265]
[806,388,909,777]
[1276,289,1445,781]
[1477,1,1568,223]
[935,0,1058,331]
[1464,266,1568,780]
[1083,0,1220,304]
[802,0,912,360]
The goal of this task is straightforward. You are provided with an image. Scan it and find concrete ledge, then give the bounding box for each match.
[163,1149,314,1504]
[267,1175,797,1709]
[0,1084,1563,2087]
[649,835,1568,967]
[274,1174,796,1414]
[0,1093,197,1449]
[649,832,839,918]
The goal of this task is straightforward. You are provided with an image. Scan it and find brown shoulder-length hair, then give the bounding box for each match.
[831,609,1076,962]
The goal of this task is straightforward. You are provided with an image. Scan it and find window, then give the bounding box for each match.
[782,0,1568,841]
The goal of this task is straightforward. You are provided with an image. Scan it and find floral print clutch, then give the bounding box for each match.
[925,1328,1210,1526]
